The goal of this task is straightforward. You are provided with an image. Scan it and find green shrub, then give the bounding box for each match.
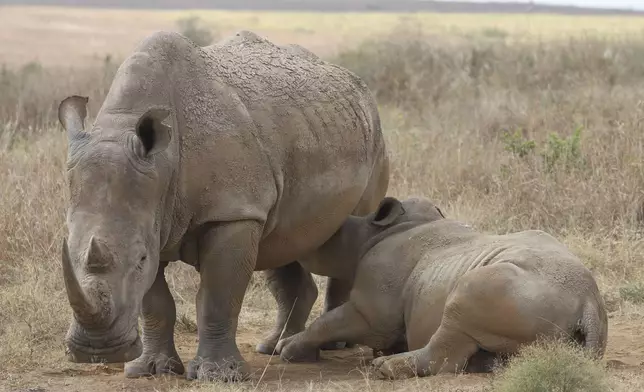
[502,129,536,158]
[619,282,644,304]
[492,341,610,392]
[542,126,584,172]
[500,126,585,173]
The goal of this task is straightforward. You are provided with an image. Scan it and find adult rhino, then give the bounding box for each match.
[57,30,389,381]
[276,197,608,379]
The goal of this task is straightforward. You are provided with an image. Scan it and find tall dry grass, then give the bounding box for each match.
[1,28,644,390]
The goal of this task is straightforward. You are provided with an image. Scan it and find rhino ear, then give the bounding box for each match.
[58,95,89,141]
[371,197,405,227]
[135,108,172,157]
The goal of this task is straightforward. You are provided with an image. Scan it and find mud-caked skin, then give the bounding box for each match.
[57,30,389,382]
[276,197,608,380]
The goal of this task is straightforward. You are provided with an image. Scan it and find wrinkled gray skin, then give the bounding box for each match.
[276,197,608,379]
[57,30,389,382]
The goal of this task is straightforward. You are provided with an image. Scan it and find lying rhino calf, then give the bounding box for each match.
[278,197,608,379]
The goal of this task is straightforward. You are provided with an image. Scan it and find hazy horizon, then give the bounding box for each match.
[451,0,644,11]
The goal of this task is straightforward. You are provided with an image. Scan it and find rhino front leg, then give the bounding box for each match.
[186,221,260,382]
[276,301,374,362]
[256,262,318,355]
[321,277,355,350]
[125,262,184,377]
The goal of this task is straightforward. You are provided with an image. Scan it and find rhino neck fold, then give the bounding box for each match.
[360,221,428,260]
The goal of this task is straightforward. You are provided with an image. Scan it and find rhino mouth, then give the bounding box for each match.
[65,334,143,364]
[65,321,142,364]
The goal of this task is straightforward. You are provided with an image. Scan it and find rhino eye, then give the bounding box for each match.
[135,255,147,273]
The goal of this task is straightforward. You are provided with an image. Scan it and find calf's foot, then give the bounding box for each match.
[371,352,421,380]
[276,333,320,362]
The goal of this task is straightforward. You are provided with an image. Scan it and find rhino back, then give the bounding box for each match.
[97,31,387,265]
[394,222,596,346]
[201,32,387,263]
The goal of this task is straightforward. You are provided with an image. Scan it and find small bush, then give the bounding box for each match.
[176,16,215,47]
[500,126,585,173]
[619,282,644,304]
[541,126,584,172]
[491,341,610,392]
[502,129,536,158]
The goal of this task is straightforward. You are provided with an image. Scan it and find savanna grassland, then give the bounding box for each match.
[3,5,644,392]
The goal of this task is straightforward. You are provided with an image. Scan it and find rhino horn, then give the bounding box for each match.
[86,236,113,271]
[58,95,89,141]
[62,238,99,321]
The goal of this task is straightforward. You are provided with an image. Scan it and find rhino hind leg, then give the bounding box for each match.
[371,326,479,380]
[125,263,184,378]
[256,262,318,355]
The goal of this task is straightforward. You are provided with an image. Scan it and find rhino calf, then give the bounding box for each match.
[276,197,608,379]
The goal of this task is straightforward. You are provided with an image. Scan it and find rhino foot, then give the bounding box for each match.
[255,342,278,355]
[255,330,299,355]
[186,355,250,382]
[371,354,420,380]
[276,334,320,362]
[124,352,184,378]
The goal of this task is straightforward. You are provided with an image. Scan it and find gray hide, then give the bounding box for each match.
[276,197,608,380]
[57,30,389,381]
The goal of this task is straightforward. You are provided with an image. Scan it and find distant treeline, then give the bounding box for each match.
[1,0,643,16]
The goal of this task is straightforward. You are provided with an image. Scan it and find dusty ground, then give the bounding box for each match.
[1,313,643,392]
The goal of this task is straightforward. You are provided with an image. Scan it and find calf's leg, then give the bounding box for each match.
[276,301,378,362]
[320,277,356,350]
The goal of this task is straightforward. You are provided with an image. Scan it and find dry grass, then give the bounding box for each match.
[491,340,611,392]
[2,7,644,392]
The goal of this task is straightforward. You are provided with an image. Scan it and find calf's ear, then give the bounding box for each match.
[371,197,405,227]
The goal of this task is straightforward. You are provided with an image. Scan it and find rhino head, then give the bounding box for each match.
[58,95,172,363]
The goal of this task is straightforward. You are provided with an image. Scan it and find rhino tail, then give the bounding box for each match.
[573,299,608,358]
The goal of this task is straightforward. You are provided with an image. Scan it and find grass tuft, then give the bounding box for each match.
[492,341,611,392]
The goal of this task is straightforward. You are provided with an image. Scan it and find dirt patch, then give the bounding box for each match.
[2,315,643,392]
